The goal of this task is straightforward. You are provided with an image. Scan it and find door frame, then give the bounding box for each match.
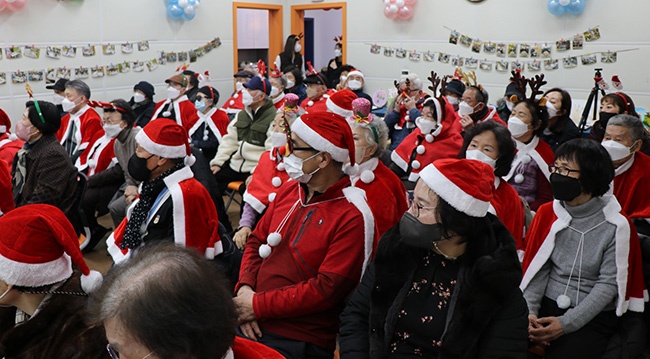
[290,2,347,65]
[232,2,283,75]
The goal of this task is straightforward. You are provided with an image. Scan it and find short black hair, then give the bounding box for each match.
[543,87,573,133]
[516,99,549,137]
[554,138,614,197]
[459,121,515,177]
[468,85,489,104]
[601,92,639,118]
[107,99,136,126]
[284,66,304,85]
[25,100,61,135]
[182,70,199,88]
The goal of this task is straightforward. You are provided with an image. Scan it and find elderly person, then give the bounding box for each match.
[342,69,373,105]
[45,78,69,117]
[269,67,287,109]
[189,86,229,163]
[222,69,256,120]
[456,85,505,135]
[384,73,430,150]
[150,73,199,132]
[340,159,529,358]
[12,100,77,217]
[129,80,156,127]
[56,79,104,169]
[588,92,639,143]
[521,139,645,358]
[540,88,579,150]
[0,204,104,358]
[300,65,334,114]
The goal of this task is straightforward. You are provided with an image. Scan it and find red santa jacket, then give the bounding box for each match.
[488,178,525,253]
[151,95,199,133]
[188,107,230,141]
[106,166,222,264]
[451,104,505,134]
[82,135,116,176]
[272,92,286,110]
[0,133,23,169]
[242,148,290,214]
[349,157,408,239]
[230,337,285,359]
[299,89,336,114]
[222,90,245,114]
[0,159,14,215]
[391,102,463,182]
[521,197,647,316]
[505,136,555,185]
[612,153,650,219]
[395,94,431,130]
[56,106,104,169]
[236,178,376,350]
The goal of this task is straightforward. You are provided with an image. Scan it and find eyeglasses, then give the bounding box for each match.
[549,164,580,176]
[291,146,316,153]
[407,192,436,218]
[107,344,154,359]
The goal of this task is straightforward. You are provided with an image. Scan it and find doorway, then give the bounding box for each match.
[291,2,347,71]
[232,2,283,75]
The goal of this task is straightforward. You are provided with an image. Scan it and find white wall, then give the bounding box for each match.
[304,9,342,71]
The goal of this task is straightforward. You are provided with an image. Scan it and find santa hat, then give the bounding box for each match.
[347,70,364,80]
[418,159,495,217]
[326,89,357,118]
[0,109,10,135]
[291,112,358,174]
[0,204,102,293]
[136,119,195,166]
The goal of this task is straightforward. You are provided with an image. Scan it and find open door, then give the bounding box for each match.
[291,2,347,67]
[232,2,283,75]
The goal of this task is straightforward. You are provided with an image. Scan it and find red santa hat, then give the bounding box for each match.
[347,69,364,79]
[418,159,495,217]
[136,118,195,166]
[0,204,102,293]
[326,89,358,118]
[291,111,358,174]
[0,109,14,140]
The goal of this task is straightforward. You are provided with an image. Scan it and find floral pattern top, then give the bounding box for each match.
[389,251,462,358]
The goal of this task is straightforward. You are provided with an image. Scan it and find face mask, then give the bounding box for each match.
[0,286,11,301]
[283,152,321,183]
[103,123,123,139]
[271,131,287,148]
[602,140,634,161]
[128,154,157,182]
[286,79,295,89]
[294,43,302,53]
[194,99,207,112]
[242,90,254,107]
[506,100,515,112]
[458,101,475,117]
[235,82,244,92]
[445,96,459,105]
[546,102,559,118]
[550,173,582,202]
[599,111,616,126]
[15,121,34,142]
[508,116,530,138]
[334,49,342,57]
[415,116,437,134]
[133,92,146,103]
[61,98,77,113]
[399,212,444,249]
[52,93,65,105]
[347,80,362,91]
[167,86,181,100]
[466,149,497,169]
[270,86,280,97]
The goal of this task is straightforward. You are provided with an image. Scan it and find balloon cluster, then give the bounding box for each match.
[547,0,586,15]
[383,0,417,21]
[166,0,200,21]
[0,0,27,12]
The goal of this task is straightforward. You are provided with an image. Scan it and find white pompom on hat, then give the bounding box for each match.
[136,118,195,166]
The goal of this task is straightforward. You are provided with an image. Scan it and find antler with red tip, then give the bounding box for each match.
[305,61,318,77]
[257,60,267,77]
[270,65,283,78]
[25,84,34,98]
[87,100,127,113]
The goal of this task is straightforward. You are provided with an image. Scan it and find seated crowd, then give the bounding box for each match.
[0,41,649,358]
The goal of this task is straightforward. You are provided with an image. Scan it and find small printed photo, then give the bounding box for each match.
[459,34,472,47]
[572,34,584,50]
[158,52,167,65]
[370,44,381,54]
[46,46,61,59]
[189,50,198,63]
[584,28,601,42]
[471,40,482,53]
[483,42,496,54]
[544,59,559,70]
[479,59,493,71]
[395,48,407,59]
[103,44,116,55]
[601,51,617,64]
[178,52,189,62]
[28,70,44,82]
[496,43,506,58]
[12,71,27,84]
[423,51,435,62]
[495,59,509,72]
[147,59,159,72]
[541,43,552,58]
[0,73,6,85]
[507,43,518,58]
[527,61,541,72]
[451,56,464,67]
[194,47,205,58]
[449,31,459,45]
[106,64,119,76]
[121,42,133,54]
[6,46,22,59]
[75,67,89,79]
[91,66,105,78]
[556,39,570,51]
[138,40,150,52]
[133,61,145,72]
[57,67,71,79]
[530,44,541,58]
[563,56,578,68]
[581,53,597,65]
[511,61,523,72]
[408,51,421,62]
[23,46,40,59]
[166,51,178,62]
[45,68,57,83]
[82,45,96,57]
[209,37,222,49]
[519,43,530,58]
[383,48,394,57]
[62,46,77,58]
[465,57,478,69]
[118,61,131,73]
[438,53,450,63]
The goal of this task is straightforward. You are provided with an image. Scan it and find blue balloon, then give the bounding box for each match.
[165,0,177,4]
[167,4,184,19]
[547,0,566,15]
[183,8,196,21]
[567,0,586,14]
[188,0,197,5]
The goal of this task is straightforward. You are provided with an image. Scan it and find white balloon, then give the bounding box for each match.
[389,4,399,13]
[184,5,194,14]
[396,0,405,7]
[559,0,570,5]
[194,0,200,8]
[178,0,189,8]
[384,0,391,5]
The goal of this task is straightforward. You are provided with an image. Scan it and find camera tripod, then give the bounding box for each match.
[578,68,606,134]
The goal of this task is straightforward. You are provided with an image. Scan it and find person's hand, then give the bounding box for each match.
[529,316,564,344]
[211,165,221,175]
[528,314,541,334]
[459,115,475,131]
[402,95,416,111]
[234,285,256,322]
[124,185,138,206]
[233,227,252,250]
[240,320,263,341]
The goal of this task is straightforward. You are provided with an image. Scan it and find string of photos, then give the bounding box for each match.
[0,37,221,85]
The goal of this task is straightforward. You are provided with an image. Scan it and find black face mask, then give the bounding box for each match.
[550,173,582,202]
[128,154,157,182]
[599,111,616,127]
[399,212,443,249]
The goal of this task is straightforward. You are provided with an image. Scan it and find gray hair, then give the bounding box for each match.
[399,73,423,90]
[351,117,389,157]
[608,114,647,142]
[65,79,91,99]
[270,75,287,89]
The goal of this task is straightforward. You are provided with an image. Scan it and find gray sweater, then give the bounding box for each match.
[523,197,618,334]
[114,126,141,187]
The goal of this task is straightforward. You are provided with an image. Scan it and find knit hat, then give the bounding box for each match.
[326,89,357,117]
[134,81,155,99]
[197,86,220,104]
[243,76,272,96]
[136,118,196,166]
[418,159,495,217]
[445,79,466,97]
[0,204,102,293]
[504,82,523,101]
[0,109,10,134]
[347,70,364,79]
[45,78,69,92]
[291,112,358,174]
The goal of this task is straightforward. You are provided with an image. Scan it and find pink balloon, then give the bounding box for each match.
[6,0,26,12]
[389,0,396,3]
[384,5,398,19]
[405,0,417,4]
[0,0,6,12]
[398,5,413,20]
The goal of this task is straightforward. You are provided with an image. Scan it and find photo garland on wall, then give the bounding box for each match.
[0,38,221,85]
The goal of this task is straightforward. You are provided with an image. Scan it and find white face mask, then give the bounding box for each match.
[103,123,123,138]
[61,98,77,113]
[347,80,362,91]
[546,102,559,118]
[167,86,181,100]
[466,149,497,169]
[294,43,302,53]
[506,100,515,112]
[458,101,475,117]
[508,116,530,138]
[235,82,244,92]
[242,90,254,107]
[52,93,65,105]
[270,131,287,148]
[270,86,280,98]
[133,92,146,103]
[602,140,634,161]
[445,95,459,105]
[283,152,321,183]
[334,49,342,57]
[415,116,437,134]
[286,79,295,89]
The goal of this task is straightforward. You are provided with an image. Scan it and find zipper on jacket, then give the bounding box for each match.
[292,209,317,276]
